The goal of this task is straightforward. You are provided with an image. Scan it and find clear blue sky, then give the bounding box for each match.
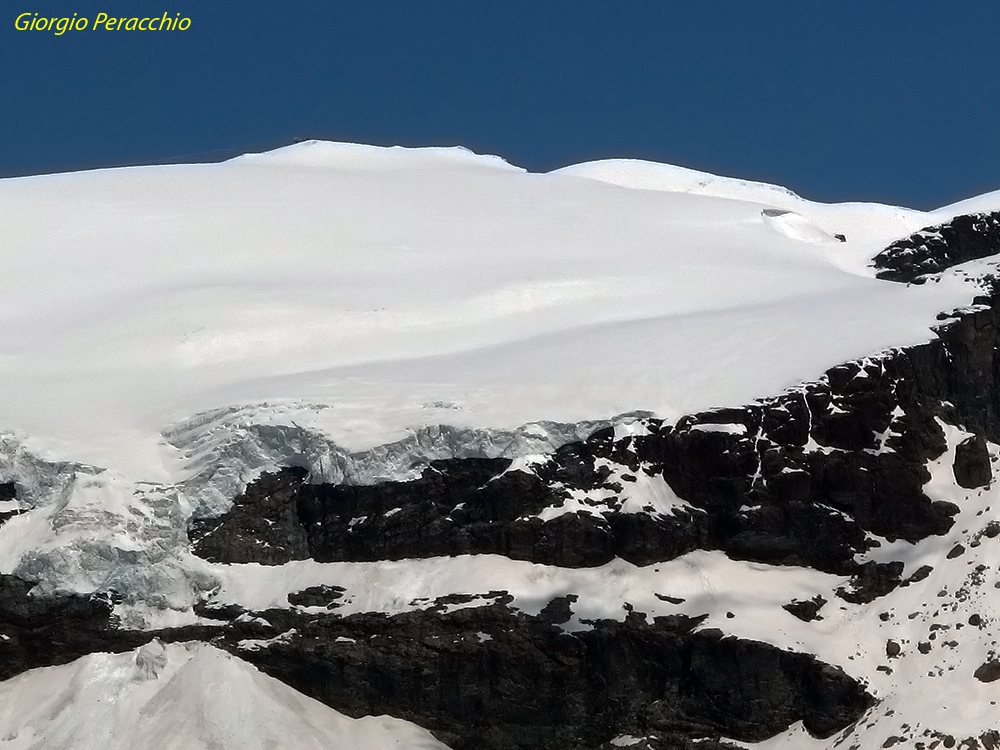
[3,1,999,208]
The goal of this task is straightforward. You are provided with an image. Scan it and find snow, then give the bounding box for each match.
[760,208,843,243]
[727,722,830,749]
[687,422,747,435]
[609,735,645,748]
[205,549,845,633]
[616,471,694,516]
[0,140,994,484]
[929,187,1000,220]
[0,641,449,750]
[550,158,805,204]
[534,486,619,521]
[239,139,521,173]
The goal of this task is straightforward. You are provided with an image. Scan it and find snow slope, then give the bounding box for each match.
[0,641,448,750]
[0,140,993,481]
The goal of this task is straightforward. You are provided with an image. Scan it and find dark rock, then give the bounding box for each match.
[0,484,21,527]
[217,604,873,750]
[947,544,966,559]
[288,585,346,609]
[191,360,961,580]
[954,436,992,489]
[969,613,983,627]
[975,660,1000,683]
[837,562,904,604]
[655,594,686,605]
[885,640,901,658]
[907,565,934,584]
[191,466,311,564]
[783,596,827,622]
[918,641,931,654]
[538,595,577,625]
[0,574,151,680]
[193,601,247,621]
[873,212,1000,283]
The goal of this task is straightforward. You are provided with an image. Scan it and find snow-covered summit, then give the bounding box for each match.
[236,138,524,172]
[551,157,805,205]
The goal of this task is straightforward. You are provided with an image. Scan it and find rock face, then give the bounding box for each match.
[783,595,827,622]
[0,483,20,526]
[975,660,1000,683]
[953,435,993,488]
[0,574,148,680]
[202,601,872,750]
[190,468,311,565]
[872,212,1000,283]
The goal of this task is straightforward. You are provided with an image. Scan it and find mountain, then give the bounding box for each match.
[0,140,999,749]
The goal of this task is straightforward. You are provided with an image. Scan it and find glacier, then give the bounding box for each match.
[1,141,1000,748]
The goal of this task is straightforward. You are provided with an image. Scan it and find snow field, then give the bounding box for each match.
[0,140,991,481]
[0,641,449,750]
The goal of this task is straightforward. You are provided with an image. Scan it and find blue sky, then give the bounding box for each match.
[3,1,999,208]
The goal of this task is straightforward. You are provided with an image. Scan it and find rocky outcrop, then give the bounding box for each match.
[873,212,1000,283]
[191,455,705,569]
[207,600,872,750]
[0,574,148,679]
[954,435,993,488]
[0,483,20,526]
[190,468,311,564]
[783,595,827,622]
[974,660,1000,683]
